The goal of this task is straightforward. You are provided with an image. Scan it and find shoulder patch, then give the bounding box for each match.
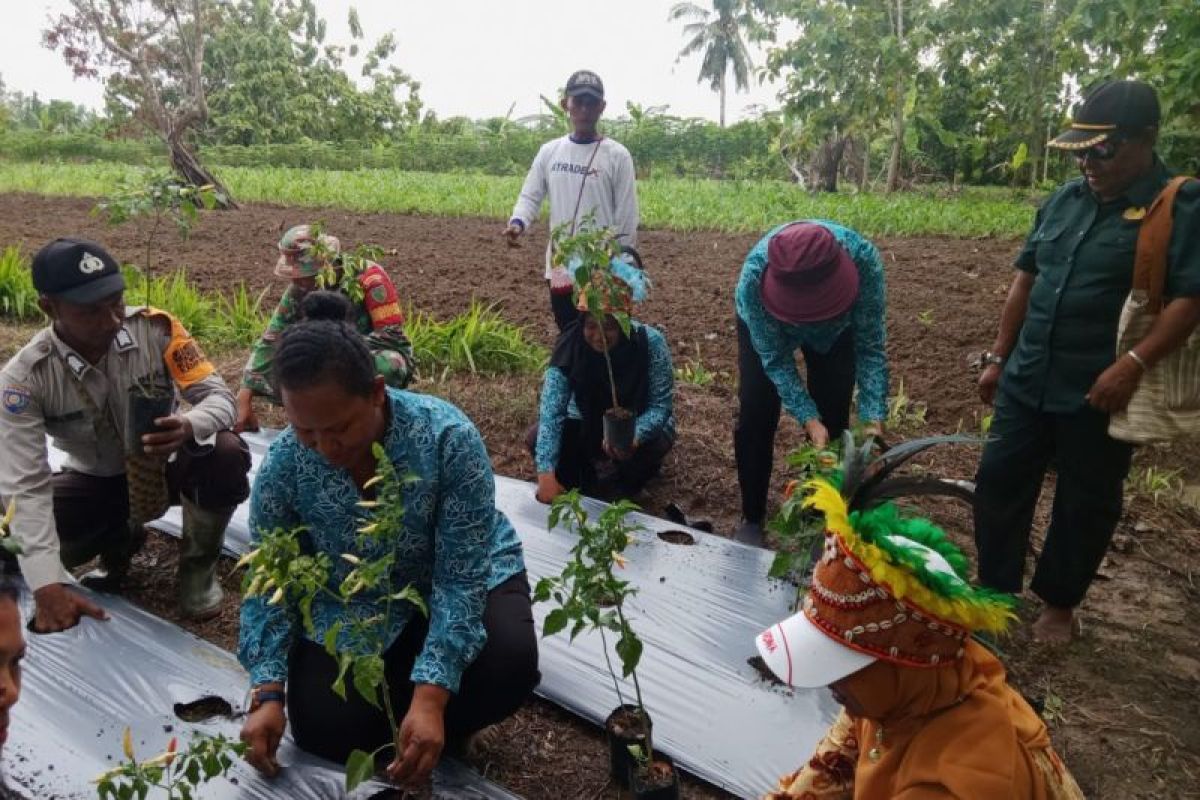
[2,385,31,415]
[162,316,215,388]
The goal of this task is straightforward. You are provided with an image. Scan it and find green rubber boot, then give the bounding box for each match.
[178,498,231,620]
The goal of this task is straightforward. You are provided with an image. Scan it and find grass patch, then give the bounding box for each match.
[406,301,547,379]
[0,161,1037,238]
[0,246,39,321]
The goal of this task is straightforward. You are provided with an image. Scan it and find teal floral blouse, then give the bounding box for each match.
[237,388,525,692]
[534,321,676,473]
[734,220,889,424]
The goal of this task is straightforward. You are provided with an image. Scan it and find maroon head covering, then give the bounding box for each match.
[761,223,860,324]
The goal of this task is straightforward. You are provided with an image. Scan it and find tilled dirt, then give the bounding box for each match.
[3,193,1199,800]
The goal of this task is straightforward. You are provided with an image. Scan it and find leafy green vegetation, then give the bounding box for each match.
[0,246,39,321]
[0,162,1036,238]
[406,301,547,380]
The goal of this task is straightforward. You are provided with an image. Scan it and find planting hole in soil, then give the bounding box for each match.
[747,655,787,688]
[657,529,696,546]
[173,695,234,723]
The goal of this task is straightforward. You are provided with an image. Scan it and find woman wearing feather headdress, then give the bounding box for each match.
[754,462,1084,800]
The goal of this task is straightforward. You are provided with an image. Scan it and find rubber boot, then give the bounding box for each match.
[178,497,230,620]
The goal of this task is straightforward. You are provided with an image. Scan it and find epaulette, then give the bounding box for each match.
[1,329,54,381]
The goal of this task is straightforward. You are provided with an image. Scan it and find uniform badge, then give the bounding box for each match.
[1123,207,1146,221]
[64,352,88,378]
[79,252,105,274]
[114,327,136,352]
[2,386,31,415]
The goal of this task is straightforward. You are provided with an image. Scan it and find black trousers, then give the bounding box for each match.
[734,316,855,524]
[54,431,251,569]
[287,572,540,764]
[973,391,1133,609]
[524,420,673,496]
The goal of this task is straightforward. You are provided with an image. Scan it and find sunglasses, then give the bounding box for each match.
[1074,136,1127,161]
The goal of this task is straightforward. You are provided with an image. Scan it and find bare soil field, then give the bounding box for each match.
[1,193,1197,800]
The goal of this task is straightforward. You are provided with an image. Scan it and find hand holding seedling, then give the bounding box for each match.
[387,684,449,787]
[141,415,192,456]
[536,472,566,504]
[803,418,830,447]
[32,583,108,632]
[602,440,636,462]
[240,700,285,777]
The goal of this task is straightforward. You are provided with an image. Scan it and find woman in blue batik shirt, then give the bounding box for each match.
[733,221,889,547]
[526,256,675,504]
[238,292,538,788]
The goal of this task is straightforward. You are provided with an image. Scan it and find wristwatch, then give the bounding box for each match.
[981,351,1005,367]
[248,685,286,712]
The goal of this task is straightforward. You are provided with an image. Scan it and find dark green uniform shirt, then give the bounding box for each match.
[1002,159,1200,412]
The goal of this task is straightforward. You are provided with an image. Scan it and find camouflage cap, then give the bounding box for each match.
[274,224,341,279]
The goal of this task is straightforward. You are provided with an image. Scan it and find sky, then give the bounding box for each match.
[0,0,789,124]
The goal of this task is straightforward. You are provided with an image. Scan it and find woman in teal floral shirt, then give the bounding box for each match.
[733,221,889,546]
[238,292,537,787]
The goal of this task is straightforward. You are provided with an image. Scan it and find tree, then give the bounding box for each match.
[203,0,423,146]
[764,0,931,193]
[44,0,234,205]
[668,0,759,128]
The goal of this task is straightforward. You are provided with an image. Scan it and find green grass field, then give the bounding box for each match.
[0,161,1036,238]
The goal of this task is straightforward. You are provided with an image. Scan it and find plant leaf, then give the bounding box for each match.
[615,630,643,677]
[345,748,376,792]
[543,607,570,638]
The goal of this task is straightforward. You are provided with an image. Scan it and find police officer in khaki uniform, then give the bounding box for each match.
[0,238,250,632]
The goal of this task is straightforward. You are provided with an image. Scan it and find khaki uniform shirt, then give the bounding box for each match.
[0,308,236,591]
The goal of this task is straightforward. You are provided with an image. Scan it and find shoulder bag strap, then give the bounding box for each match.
[1134,176,1193,313]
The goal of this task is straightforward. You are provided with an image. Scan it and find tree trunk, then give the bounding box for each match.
[167,137,237,209]
[811,135,847,193]
[719,71,727,129]
[885,0,906,194]
[886,105,905,193]
[860,137,870,192]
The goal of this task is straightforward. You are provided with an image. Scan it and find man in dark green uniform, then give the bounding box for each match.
[974,80,1200,643]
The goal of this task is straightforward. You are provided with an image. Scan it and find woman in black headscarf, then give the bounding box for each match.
[526,258,675,503]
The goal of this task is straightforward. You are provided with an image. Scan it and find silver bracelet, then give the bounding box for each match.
[1126,350,1148,370]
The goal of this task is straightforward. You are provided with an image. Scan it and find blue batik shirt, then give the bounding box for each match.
[238,388,525,693]
[734,220,889,424]
[535,321,675,473]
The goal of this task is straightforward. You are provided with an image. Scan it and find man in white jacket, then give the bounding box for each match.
[504,70,640,330]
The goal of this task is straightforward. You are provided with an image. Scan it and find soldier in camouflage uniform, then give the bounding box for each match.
[235,225,415,432]
[0,239,250,632]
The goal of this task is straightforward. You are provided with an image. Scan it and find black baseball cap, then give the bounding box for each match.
[565,70,604,100]
[1049,80,1161,150]
[31,237,125,303]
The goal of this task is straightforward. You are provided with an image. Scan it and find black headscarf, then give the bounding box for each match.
[550,315,650,452]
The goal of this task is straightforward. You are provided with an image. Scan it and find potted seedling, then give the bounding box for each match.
[238,443,426,793]
[94,727,246,799]
[550,221,639,453]
[534,491,680,798]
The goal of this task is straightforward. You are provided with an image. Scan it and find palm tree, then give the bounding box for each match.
[669,0,756,127]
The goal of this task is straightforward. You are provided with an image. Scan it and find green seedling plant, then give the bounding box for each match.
[551,219,631,414]
[237,442,427,793]
[767,441,843,605]
[92,172,222,285]
[533,491,658,778]
[94,728,246,800]
[304,221,386,306]
[674,344,716,387]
